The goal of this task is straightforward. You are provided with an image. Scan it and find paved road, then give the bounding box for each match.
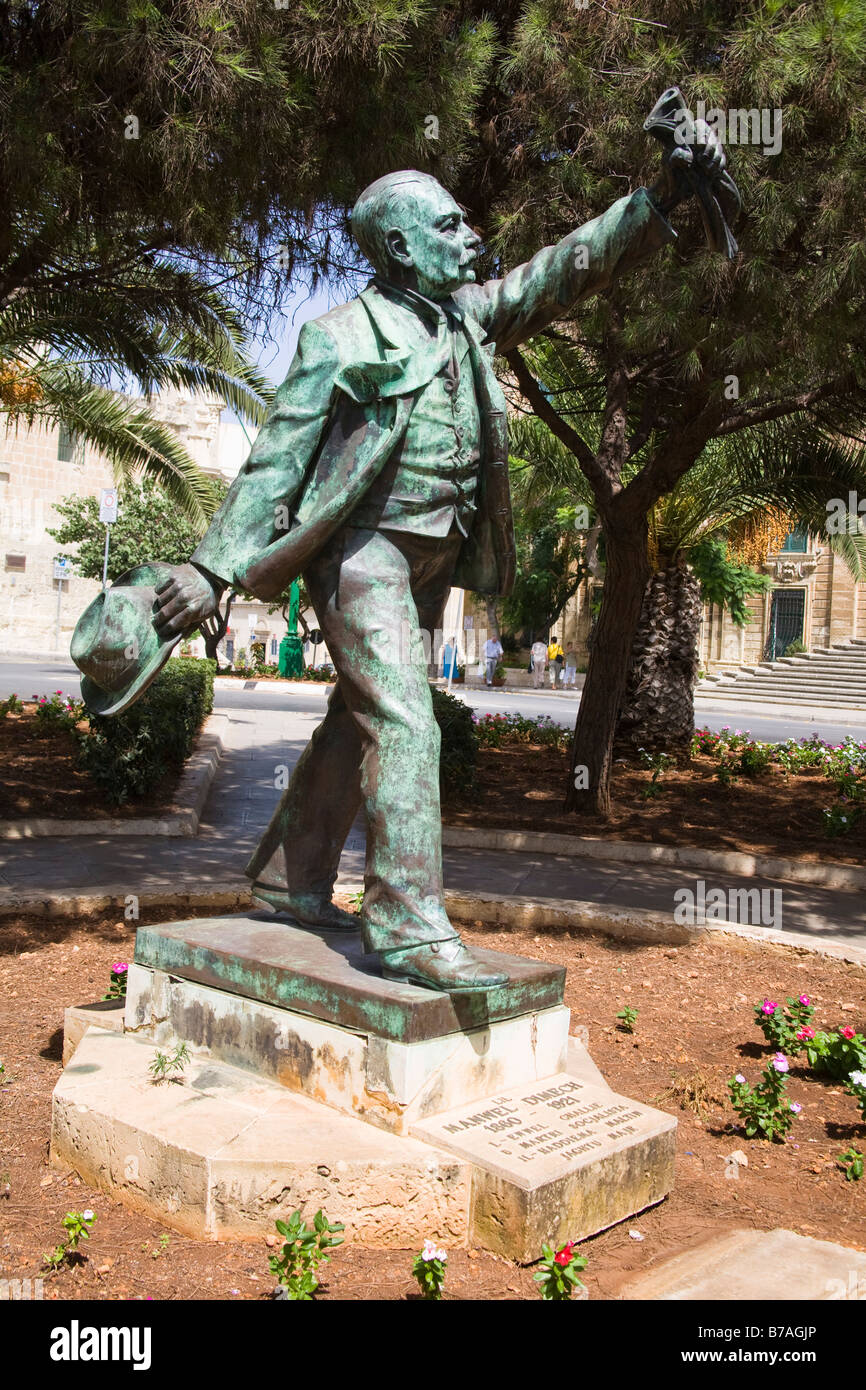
[2,660,865,953]
[3,656,865,745]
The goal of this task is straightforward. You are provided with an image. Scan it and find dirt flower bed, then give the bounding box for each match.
[0,705,180,820]
[444,742,866,865]
[0,902,863,1301]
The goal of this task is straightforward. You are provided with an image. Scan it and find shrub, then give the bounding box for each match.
[431,686,478,801]
[728,1054,800,1142]
[76,658,215,806]
[804,1027,866,1080]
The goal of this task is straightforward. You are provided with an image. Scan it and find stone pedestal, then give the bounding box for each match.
[52,913,676,1258]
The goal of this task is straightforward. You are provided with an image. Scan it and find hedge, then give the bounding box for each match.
[76,658,215,807]
[430,686,477,802]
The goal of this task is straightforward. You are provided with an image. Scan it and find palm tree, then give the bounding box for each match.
[0,249,272,526]
[510,406,866,759]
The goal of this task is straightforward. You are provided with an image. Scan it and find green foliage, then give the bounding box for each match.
[411,1241,448,1300]
[0,694,23,718]
[76,658,215,806]
[690,539,772,628]
[102,962,129,1002]
[43,1210,96,1272]
[837,1147,864,1182]
[431,686,478,801]
[149,1041,191,1084]
[500,456,588,636]
[533,1242,587,1301]
[268,1210,344,1301]
[474,711,570,751]
[754,996,816,1054]
[638,748,674,799]
[48,479,223,583]
[728,1056,798,1142]
[804,1029,866,1081]
[616,1006,639,1034]
[32,691,85,733]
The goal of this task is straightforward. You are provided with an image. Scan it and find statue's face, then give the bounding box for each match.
[385,181,482,299]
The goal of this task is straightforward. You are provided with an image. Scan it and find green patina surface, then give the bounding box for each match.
[133,915,565,1045]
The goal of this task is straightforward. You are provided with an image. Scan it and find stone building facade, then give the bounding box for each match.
[548,529,866,672]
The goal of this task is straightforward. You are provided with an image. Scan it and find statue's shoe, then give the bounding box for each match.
[380,938,508,993]
[251,884,359,932]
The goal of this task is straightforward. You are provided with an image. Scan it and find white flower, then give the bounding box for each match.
[734,1074,746,1085]
[421,1239,447,1262]
[849,1071,866,1088]
[82,1210,94,1222]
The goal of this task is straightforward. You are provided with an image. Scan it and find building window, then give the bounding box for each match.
[780,525,808,553]
[5,554,26,571]
[270,637,279,659]
[57,425,83,464]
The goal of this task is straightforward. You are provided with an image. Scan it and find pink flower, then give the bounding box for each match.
[840,1026,856,1041]
[112,961,128,974]
[796,1026,815,1041]
[798,995,811,1006]
[761,1000,779,1015]
[790,1102,802,1114]
[734,1073,746,1085]
[772,1053,789,1073]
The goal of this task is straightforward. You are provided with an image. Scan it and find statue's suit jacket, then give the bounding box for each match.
[192,189,675,600]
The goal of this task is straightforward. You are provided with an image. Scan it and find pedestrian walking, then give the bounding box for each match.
[530,638,548,689]
[547,638,564,688]
[563,644,578,687]
[484,634,503,686]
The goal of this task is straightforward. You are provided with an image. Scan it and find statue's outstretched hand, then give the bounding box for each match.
[153,564,221,637]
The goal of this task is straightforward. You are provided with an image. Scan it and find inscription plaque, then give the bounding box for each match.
[412,1072,675,1191]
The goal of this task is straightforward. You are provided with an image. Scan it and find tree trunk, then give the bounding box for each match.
[566,523,650,816]
[614,557,701,760]
[485,596,501,643]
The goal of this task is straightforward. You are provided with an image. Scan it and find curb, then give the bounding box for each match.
[0,714,229,840]
[2,879,864,968]
[440,825,866,893]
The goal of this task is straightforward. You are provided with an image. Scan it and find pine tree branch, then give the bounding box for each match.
[504,347,611,501]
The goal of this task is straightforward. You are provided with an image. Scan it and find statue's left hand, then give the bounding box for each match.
[153,563,222,637]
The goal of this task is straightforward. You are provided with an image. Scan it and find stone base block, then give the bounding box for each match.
[51,1028,675,1260]
[412,1069,677,1262]
[51,1028,471,1244]
[124,963,570,1135]
[62,998,125,1064]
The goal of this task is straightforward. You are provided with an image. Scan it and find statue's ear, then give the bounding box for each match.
[384,227,412,268]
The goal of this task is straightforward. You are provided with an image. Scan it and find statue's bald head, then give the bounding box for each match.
[351,170,444,274]
[350,170,481,298]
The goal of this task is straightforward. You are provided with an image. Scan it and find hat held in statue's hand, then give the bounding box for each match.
[71,562,190,717]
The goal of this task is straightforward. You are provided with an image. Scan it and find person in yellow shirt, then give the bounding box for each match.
[547,638,564,688]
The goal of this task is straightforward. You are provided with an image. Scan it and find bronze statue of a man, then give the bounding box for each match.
[150,129,725,993]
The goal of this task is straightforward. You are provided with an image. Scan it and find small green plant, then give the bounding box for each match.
[151,1232,171,1258]
[0,693,23,718]
[32,690,85,731]
[822,801,864,837]
[637,748,674,799]
[534,1241,588,1300]
[616,1006,639,1034]
[837,1146,864,1181]
[754,994,815,1052]
[804,1027,866,1080]
[728,1055,802,1142]
[412,1239,448,1300]
[102,960,129,1000]
[347,889,364,913]
[148,1041,191,1084]
[844,1068,866,1123]
[43,1209,96,1272]
[269,1209,344,1300]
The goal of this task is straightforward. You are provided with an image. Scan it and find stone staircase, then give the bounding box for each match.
[697,639,866,709]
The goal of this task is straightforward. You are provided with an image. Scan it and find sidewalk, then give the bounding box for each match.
[3,694,866,955]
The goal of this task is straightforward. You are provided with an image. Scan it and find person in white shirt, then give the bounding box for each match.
[563,644,578,687]
[484,636,503,686]
[530,638,548,689]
